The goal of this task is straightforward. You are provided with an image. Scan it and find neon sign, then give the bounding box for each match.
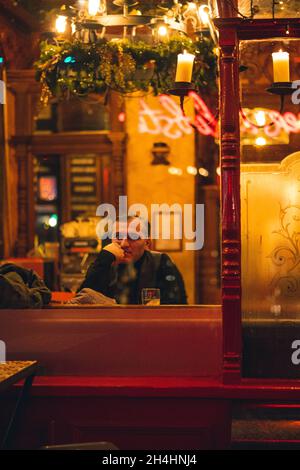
[138,92,300,140]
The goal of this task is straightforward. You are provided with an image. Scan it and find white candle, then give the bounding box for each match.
[175,50,195,83]
[272,50,290,82]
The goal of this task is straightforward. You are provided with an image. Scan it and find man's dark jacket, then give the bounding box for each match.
[0,263,51,308]
[79,250,187,304]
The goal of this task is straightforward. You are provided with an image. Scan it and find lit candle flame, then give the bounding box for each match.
[56,15,67,34]
[88,0,100,16]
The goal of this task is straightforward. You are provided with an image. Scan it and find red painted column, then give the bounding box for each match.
[219,26,242,384]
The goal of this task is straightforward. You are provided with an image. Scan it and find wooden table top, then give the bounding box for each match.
[0,361,38,393]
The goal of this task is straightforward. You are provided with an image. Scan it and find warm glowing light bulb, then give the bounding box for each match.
[216,166,221,176]
[56,15,67,34]
[157,25,168,37]
[88,0,100,16]
[188,2,197,9]
[255,137,267,146]
[254,110,266,127]
[199,167,209,177]
[198,5,210,25]
[187,166,198,175]
[168,167,183,176]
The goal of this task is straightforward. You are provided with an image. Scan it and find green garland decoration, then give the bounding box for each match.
[35,36,217,103]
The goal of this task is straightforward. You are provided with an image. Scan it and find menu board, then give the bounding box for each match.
[69,155,99,219]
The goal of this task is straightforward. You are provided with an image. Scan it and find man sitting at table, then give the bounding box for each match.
[79,216,187,305]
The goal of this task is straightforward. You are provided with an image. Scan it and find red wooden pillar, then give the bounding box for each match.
[7,71,37,256]
[219,25,242,384]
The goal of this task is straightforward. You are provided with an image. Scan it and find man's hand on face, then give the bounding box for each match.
[103,242,125,264]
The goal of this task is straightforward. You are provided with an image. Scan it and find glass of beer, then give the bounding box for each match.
[141,288,161,306]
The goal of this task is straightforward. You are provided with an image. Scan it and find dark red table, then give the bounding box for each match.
[0,361,38,449]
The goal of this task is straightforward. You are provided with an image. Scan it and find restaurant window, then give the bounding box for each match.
[240,38,300,378]
[120,93,220,305]
[32,92,221,302]
[34,98,110,134]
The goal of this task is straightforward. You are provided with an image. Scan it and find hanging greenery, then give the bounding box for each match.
[35,36,217,104]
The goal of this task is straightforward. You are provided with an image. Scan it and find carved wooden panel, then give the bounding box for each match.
[0,1,39,69]
[219,28,242,384]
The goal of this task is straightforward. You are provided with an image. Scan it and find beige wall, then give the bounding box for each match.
[125,94,196,303]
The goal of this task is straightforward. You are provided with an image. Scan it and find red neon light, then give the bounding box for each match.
[138,93,300,140]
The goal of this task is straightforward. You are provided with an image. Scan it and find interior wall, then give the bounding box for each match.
[125,94,196,303]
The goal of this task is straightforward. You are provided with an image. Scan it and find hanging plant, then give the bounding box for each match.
[35,36,217,104]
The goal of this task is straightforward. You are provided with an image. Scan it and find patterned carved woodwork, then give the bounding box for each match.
[0,4,39,256]
[241,153,300,320]
[0,29,39,69]
[7,71,39,255]
[0,0,39,69]
[16,141,34,256]
[219,29,242,384]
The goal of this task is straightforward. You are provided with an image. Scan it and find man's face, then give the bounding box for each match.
[111,221,150,264]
